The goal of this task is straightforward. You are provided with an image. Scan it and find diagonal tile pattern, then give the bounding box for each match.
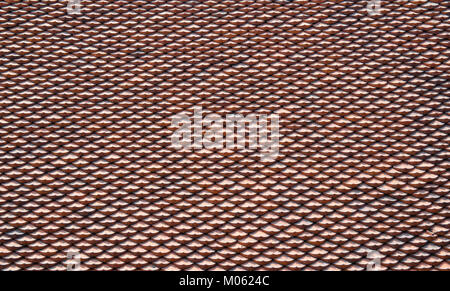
[0,0,448,270]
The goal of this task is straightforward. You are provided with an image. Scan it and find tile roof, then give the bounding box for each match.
[0,0,448,270]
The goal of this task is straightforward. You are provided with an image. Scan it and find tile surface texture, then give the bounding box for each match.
[0,0,448,270]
